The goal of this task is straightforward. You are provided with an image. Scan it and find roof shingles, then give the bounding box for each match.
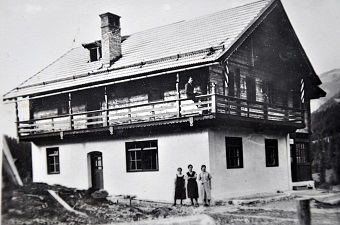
[4,0,273,99]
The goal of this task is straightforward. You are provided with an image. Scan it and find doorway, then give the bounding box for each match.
[290,133,312,182]
[88,151,104,190]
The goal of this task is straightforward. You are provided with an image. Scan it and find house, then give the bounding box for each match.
[3,0,325,202]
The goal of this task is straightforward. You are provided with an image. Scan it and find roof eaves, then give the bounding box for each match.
[3,48,75,98]
[3,61,219,102]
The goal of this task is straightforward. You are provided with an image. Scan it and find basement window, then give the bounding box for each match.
[226,137,243,169]
[265,139,279,167]
[89,47,102,62]
[46,147,60,174]
[126,140,158,172]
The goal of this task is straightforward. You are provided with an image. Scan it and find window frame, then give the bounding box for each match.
[126,140,159,172]
[265,139,279,167]
[235,68,241,98]
[89,47,102,62]
[147,79,164,102]
[295,142,309,164]
[246,76,256,101]
[226,137,244,169]
[228,72,235,97]
[46,147,60,174]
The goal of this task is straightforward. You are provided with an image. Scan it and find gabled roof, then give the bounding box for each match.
[4,0,280,100]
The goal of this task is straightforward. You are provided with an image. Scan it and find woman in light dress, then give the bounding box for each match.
[198,165,212,206]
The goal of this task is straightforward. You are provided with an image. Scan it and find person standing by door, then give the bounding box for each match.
[198,165,212,206]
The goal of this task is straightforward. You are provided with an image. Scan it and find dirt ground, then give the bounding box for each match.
[2,183,340,225]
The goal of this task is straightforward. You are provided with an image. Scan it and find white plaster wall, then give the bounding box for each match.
[208,128,291,200]
[31,129,210,202]
[32,142,92,189]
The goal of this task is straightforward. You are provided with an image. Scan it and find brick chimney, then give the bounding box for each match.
[99,12,121,66]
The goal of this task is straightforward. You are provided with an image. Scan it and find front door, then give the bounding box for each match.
[89,152,104,190]
[290,133,312,182]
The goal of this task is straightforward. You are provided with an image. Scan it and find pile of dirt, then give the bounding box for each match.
[1,183,193,224]
[2,183,78,224]
[2,183,340,225]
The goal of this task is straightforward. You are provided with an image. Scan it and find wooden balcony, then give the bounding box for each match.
[17,94,304,138]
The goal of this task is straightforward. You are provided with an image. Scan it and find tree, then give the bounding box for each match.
[311,92,340,186]
[3,135,32,183]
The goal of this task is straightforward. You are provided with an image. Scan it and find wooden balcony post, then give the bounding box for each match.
[128,109,132,123]
[28,97,34,121]
[211,82,217,113]
[28,97,34,135]
[285,108,289,122]
[68,93,73,130]
[51,118,55,132]
[150,104,155,121]
[264,103,268,121]
[303,107,307,127]
[104,87,109,127]
[176,73,181,117]
[15,98,20,137]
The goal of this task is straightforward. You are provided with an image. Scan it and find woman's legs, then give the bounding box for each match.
[203,190,209,206]
[173,197,177,206]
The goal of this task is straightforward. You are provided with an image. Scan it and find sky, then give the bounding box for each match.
[0,0,340,138]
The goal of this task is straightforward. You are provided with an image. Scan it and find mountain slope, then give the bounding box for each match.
[312,91,340,137]
[311,68,340,112]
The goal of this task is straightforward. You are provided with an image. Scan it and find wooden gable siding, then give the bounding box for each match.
[207,58,291,106]
[207,7,306,109]
[225,60,296,107]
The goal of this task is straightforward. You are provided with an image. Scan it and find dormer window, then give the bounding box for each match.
[82,41,102,62]
[89,47,102,62]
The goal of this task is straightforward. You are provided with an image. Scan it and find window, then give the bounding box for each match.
[226,137,243,169]
[265,139,279,167]
[246,76,256,101]
[148,79,164,102]
[228,72,235,97]
[46,147,60,174]
[235,68,241,98]
[126,140,158,172]
[148,87,163,102]
[89,47,102,62]
[94,155,103,170]
[296,142,309,163]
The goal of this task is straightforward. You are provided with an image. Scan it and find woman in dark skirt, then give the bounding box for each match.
[186,164,199,206]
[173,167,186,206]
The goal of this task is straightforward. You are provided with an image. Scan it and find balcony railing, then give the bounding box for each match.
[17,94,304,137]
